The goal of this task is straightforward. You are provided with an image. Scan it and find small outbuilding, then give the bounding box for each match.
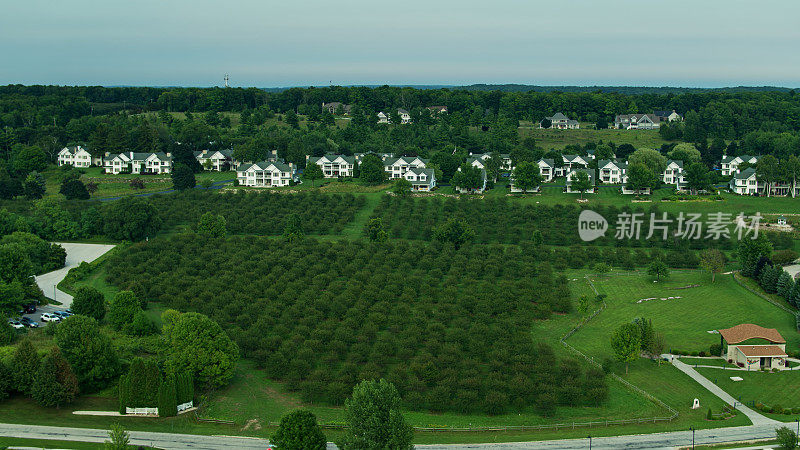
[718,324,787,370]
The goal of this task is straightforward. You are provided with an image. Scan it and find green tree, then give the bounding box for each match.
[737,234,773,277]
[108,291,141,331]
[59,179,90,200]
[54,315,120,391]
[104,423,130,450]
[0,317,14,346]
[433,218,475,250]
[569,170,592,199]
[157,374,177,417]
[756,155,781,197]
[12,339,40,395]
[775,426,797,449]
[668,143,702,164]
[13,145,48,175]
[23,171,46,199]
[283,213,304,242]
[451,164,484,193]
[365,218,388,242]
[628,148,668,178]
[271,410,328,450]
[196,212,226,238]
[511,162,542,193]
[167,312,239,390]
[359,154,386,184]
[392,177,412,197]
[171,164,196,190]
[577,295,591,315]
[285,110,299,129]
[32,347,79,408]
[785,155,800,199]
[336,379,413,450]
[0,243,34,285]
[303,162,324,187]
[102,197,162,241]
[647,259,670,282]
[611,323,641,374]
[71,286,106,321]
[684,162,712,194]
[699,249,725,282]
[625,163,657,193]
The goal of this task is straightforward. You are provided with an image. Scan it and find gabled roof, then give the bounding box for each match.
[733,167,757,180]
[719,324,785,344]
[538,158,555,167]
[406,167,435,182]
[721,155,737,164]
[666,159,684,169]
[547,112,569,121]
[238,160,293,173]
[567,168,595,183]
[308,154,356,165]
[384,156,426,166]
[397,108,410,115]
[61,146,87,155]
[597,159,626,170]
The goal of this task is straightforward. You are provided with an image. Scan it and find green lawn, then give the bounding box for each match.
[569,271,799,358]
[679,357,738,369]
[695,367,800,413]
[0,437,106,449]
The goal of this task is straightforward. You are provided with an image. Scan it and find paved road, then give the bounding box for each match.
[418,424,784,449]
[32,242,116,309]
[0,421,787,450]
[666,355,778,426]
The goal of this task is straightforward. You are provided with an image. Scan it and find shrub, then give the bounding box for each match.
[709,344,722,356]
[271,410,327,450]
[71,286,106,321]
[157,374,177,417]
[698,351,706,357]
[707,408,713,420]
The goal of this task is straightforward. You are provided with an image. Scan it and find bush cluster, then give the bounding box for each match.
[106,235,607,414]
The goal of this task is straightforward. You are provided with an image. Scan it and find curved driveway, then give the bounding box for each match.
[33,242,116,308]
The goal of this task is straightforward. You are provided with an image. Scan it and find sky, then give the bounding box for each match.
[2,0,799,88]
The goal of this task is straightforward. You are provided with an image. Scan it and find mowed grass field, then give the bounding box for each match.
[569,271,800,359]
[695,367,800,413]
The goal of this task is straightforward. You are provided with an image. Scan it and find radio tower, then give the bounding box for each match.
[224,74,229,88]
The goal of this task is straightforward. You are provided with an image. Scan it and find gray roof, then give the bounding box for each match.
[538,158,555,167]
[406,167,435,184]
[62,146,85,155]
[734,167,757,180]
[547,112,569,121]
[721,155,737,164]
[568,168,595,183]
[239,160,292,173]
[384,156,427,166]
[598,159,627,170]
[666,159,684,169]
[107,151,170,161]
[397,108,410,115]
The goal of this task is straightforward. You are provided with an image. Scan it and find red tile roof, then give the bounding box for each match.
[718,324,785,344]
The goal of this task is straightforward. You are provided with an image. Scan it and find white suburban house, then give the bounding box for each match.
[236,160,297,187]
[537,158,556,182]
[103,152,173,174]
[729,167,798,196]
[721,155,759,176]
[377,112,389,124]
[307,154,356,178]
[57,146,96,168]
[719,324,787,371]
[614,113,660,130]
[597,159,627,184]
[383,156,427,179]
[543,113,580,129]
[426,105,448,114]
[662,160,685,187]
[558,154,590,177]
[403,167,436,191]
[194,149,236,171]
[564,168,595,194]
[377,109,412,124]
[467,152,513,171]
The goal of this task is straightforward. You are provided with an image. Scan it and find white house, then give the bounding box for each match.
[426,105,448,114]
[57,146,95,168]
[729,167,758,195]
[403,167,436,191]
[662,160,685,187]
[543,113,580,129]
[564,168,595,194]
[103,152,173,174]
[537,158,556,182]
[307,154,356,178]
[721,155,759,176]
[236,160,296,187]
[383,156,427,179]
[719,324,787,371]
[597,159,627,184]
[397,109,412,124]
[614,113,660,130]
[466,156,486,170]
[377,112,389,124]
[558,154,590,177]
[467,152,513,171]
[194,149,236,171]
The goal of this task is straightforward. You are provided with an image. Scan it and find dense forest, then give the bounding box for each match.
[105,235,606,415]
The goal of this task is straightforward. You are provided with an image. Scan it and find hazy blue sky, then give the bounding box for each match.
[2,0,799,87]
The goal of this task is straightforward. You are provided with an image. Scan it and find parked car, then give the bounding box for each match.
[23,303,37,314]
[40,313,61,323]
[20,317,39,328]
[7,319,24,330]
[54,310,72,319]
